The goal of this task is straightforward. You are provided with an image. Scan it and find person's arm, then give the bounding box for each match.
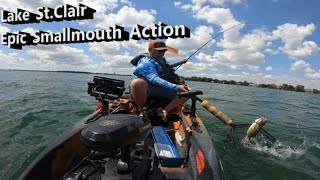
[170,59,188,67]
[134,58,179,91]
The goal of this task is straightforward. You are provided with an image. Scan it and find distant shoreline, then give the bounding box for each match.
[181,76,319,94]
[0,69,132,77]
[1,69,318,94]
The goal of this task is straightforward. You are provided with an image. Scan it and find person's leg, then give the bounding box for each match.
[130,78,148,109]
[147,85,190,114]
[163,97,189,113]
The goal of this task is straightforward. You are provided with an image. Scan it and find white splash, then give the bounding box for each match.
[243,137,307,159]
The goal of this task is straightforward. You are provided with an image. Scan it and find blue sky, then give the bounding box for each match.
[0,0,320,89]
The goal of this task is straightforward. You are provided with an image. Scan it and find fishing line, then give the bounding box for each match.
[174,22,244,71]
[173,20,273,71]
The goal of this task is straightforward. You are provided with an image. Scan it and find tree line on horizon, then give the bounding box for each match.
[181,76,319,94]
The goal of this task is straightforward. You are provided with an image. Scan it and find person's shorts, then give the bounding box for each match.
[148,84,177,100]
[129,80,177,100]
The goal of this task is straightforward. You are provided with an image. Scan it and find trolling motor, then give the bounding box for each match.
[80,113,153,173]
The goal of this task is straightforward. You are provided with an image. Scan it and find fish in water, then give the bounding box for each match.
[244,117,267,141]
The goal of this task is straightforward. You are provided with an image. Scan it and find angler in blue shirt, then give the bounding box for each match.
[130,40,190,122]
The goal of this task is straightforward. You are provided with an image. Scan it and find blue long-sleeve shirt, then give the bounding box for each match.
[133,56,181,92]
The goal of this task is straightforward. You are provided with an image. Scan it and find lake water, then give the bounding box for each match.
[0,70,319,180]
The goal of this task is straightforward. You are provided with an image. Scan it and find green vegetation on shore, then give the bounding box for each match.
[182,76,319,94]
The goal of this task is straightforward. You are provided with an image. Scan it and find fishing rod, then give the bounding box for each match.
[174,23,244,71]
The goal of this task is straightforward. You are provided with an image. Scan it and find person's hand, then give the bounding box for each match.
[178,85,191,92]
[180,59,187,64]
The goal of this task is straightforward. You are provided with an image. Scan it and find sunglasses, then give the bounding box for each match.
[155,49,167,52]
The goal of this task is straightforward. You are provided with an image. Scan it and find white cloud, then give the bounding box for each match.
[195,52,241,70]
[121,40,148,53]
[247,65,259,71]
[185,26,268,68]
[0,25,10,34]
[174,2,182,6]
[265,67,272,71]
[166,25,214,52]
[89,41,122,57]
[88,40,149,65]
[232,0,241,4]
[208,24,271,67]
[272,23,319,59]
[289,60,310,71]
[0,50,24,63]
[0,50,27,70]
[62,0,119,13]
[27,45,90,66]
[305,67,315,73]
[209,0,229,6]
[208,0,242,6]
[89,41,147,71]
[194,7,239,29]
[190,0,241,7]
[305,68,320,79]
[265,48,278,55]
[305,71,320,79]
[0,0,118,12]
[242,72,251,76]
[0,0,60,12]
[213,49,264,65]
[100,53,133,69]
[4,44,100,72]
[81,6,157,28]
[176,0,242,13]
[177,4,194,11]
[120,0,134,6]
[176,0,203,11]
[21,27,37,36]
[285,41,319,58]
[178,61,208,72]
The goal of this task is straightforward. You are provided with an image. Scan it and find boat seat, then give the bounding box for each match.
[151,126,184,167]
